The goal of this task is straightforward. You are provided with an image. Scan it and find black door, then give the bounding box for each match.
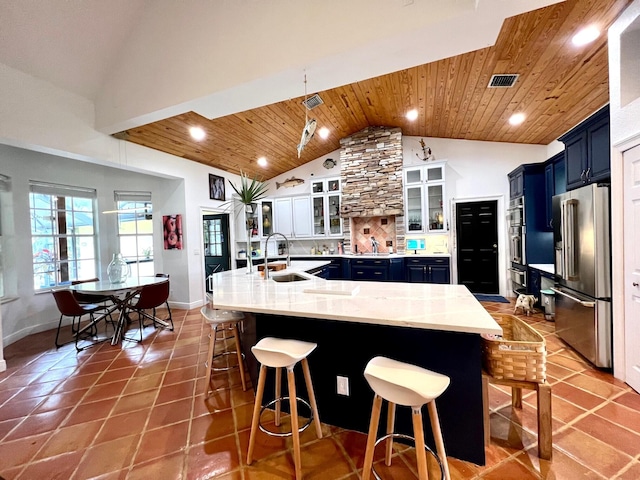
[203,214,230,291]
[456,200,499,294]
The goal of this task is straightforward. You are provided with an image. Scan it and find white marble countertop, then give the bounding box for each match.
[529,263,555,275]
[209,261,501,335]
[238,253,451,260]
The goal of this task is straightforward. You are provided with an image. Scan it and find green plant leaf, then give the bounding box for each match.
[229,171,269,205]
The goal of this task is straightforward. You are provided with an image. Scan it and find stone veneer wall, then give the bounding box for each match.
[339,126,405,254]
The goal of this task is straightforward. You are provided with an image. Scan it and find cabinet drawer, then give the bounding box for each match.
[352,259,387,266]
[351,266,388,281]
[405,257,450,266]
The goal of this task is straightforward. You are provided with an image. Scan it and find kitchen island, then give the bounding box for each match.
[208,261,501,465]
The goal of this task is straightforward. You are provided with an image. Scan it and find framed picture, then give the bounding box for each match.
[163,214,183,250]
[209,174,225,201]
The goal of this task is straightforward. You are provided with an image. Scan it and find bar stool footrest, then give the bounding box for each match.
[209,350,245,372]
[371,433,444,480]
[258,396,313,438]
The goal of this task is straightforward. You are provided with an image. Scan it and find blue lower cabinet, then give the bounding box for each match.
[389,258,404,282]
[351,258,388,281]
[405,257,450,284]
[327,260,343,279]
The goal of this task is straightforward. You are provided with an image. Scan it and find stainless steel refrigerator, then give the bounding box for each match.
[551,183,612,368]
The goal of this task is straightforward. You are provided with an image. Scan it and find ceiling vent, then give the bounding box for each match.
[302,94,324,110]
[488,74,519,88]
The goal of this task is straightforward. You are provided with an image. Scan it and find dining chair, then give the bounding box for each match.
[71,278,112,304]
[126,279,173,342]
[155,273,171,312]
[71,278,115,329]
[52,289,111,350]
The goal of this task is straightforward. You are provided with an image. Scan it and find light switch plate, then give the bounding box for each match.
[337,376,349,396]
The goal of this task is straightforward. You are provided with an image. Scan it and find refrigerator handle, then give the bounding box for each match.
[550,287,595,308]
[563,199,579,281]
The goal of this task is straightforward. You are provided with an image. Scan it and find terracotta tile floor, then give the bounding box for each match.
[1,300,640,479]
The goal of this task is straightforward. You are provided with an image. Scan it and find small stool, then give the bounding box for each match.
[247,337,322,480]
[482,371,552,459]
[362,356,451,480]
[201,303,247,395]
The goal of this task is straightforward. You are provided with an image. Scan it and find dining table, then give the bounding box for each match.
[70,276,169,345]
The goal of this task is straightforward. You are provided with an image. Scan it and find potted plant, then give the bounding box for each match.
[229,172,269,273]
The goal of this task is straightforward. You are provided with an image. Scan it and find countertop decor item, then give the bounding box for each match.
[107,253,130,284]
[229,171,269,274]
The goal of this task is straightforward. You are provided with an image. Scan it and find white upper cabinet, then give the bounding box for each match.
[311,177,342,237]
[274,196,312,238]
[404,162,447,233]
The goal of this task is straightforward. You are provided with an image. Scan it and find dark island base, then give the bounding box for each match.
[241,313,486,466]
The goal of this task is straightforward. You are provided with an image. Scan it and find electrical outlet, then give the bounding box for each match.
[337,376,349,396]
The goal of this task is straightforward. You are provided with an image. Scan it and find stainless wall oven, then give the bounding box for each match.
[509,265,527,295]
[508,196,526,295]
[507,196,525,226]
[508,197,525,265]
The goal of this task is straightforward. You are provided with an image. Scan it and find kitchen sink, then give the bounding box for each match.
[271,273,310,283]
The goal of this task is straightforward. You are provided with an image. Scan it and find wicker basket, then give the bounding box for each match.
[481,313,547,383]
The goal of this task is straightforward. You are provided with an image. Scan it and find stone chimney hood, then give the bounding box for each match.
[339,126,404,218]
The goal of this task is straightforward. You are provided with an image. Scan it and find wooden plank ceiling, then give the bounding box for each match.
[114,0,631,180]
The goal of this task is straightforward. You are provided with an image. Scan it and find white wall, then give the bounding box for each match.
[0,144,183,345]
[403,136,548,297]
[608,0,640,380]
[0,64,242,349]
[0,59,551,349]
[267,135,548,296]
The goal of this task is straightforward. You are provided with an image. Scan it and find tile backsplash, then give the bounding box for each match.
[350,216,397,254]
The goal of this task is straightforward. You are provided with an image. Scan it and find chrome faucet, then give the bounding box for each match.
[263,232,291,279]
[370,236,380,254]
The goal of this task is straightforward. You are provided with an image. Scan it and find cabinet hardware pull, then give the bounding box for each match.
[585,167,591,180]
[634,282,639,287]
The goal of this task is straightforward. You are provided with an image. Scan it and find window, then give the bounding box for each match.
[29,181,97,290]
[0,174,10,299]
[114,191,153,279]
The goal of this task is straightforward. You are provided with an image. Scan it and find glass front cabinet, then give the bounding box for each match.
[404,162,447,233]
[260,200,273,237]
[311,177,342,237]
[234,199,273,242]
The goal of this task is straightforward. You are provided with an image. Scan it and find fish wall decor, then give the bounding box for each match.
[276,177,305,189]
[297,118,317,158]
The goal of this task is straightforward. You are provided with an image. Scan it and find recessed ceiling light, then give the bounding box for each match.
[318,127,330,139]
[509,112,526,126]
[257,157,268,167]
[572,26,600,46]
[189,126,206,141]
[406,109,419,121]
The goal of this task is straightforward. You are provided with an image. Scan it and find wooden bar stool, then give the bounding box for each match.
[362,356,451,480]
[247,337,322,480]
[201,294,247,395]
[482,372,552,459]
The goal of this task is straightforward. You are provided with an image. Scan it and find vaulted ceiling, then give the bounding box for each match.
[111,0,629,180]
[0,0,631,180]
